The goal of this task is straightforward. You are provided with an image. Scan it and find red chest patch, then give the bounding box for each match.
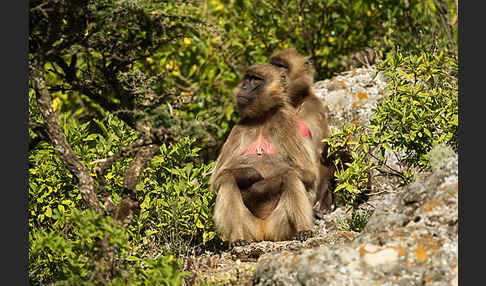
[244,138,277,155]
[298,120,310,137]
[244,125,277,155]
[244,119,310,155]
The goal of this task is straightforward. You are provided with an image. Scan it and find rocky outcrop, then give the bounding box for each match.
[251,144,458,285]
[191,67,458,286]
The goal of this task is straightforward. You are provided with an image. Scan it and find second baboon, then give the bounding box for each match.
[269,47,336,214]
[210,63,318,247]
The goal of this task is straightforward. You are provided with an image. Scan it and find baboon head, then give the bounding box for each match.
[233,64,290,119]
[269,48,315,105]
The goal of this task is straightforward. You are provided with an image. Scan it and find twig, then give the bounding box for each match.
[365,188,402,196]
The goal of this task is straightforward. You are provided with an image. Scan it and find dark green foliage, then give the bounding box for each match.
[324,45,457,207]
[29,108,138,229]
[131,137,218,255]
[372,49,458,168]
[324,124,375,206]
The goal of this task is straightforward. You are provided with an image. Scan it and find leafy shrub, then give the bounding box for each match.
[324,124,375,207]
[29,110,218,251]
[29,110,138,230]
[29,142,80,230]
[208,0,398,79]
[29,209,190,286]
[130,137,218,256]
[372,49,458,168]
[324,43,457,207]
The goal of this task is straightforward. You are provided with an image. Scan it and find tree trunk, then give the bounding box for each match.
[30,62,103,213]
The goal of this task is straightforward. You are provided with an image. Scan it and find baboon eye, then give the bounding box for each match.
[251,78,261,85]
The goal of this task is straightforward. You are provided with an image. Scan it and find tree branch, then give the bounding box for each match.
[30,61,103,213]
[123,144,160,192]
[94,138,148,193]
[112,143,160,227]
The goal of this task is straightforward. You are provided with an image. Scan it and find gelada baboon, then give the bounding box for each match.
[210,63,318,247]
[269,48,336,214]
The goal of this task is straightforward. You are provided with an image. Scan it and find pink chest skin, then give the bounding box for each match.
[244,137,277,155]
[298,120,310,138]
[243,119,310,155]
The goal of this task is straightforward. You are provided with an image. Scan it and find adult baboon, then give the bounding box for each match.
[210,64,318,247]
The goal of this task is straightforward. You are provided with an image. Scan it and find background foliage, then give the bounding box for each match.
[28,0,457,284]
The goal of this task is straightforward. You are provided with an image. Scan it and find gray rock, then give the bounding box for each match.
[252,145,458,286]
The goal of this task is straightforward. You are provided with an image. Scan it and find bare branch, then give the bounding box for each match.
[123,144,160,192]
[30,61,103,213]
[94,138,148,193]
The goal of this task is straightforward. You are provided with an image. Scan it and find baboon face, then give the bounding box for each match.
[235,71,264,108]
[269,48,315,104]
[269,47,312,74]
[234,64,289,118]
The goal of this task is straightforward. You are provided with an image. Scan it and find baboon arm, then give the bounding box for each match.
[211,123,254,173]
[230,167,264,189]
[264,169,314,240]
[213,172,259,242]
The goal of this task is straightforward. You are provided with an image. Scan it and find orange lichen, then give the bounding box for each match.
[421,199,444,212]
[339,80,347,89]
[359,245,367,256]
[420,233,432,240]
[355,92,368,100]
[390,245,407,257]
[338,231,356,239]
[414,247,429,263]
[440,182,458,191]
[424,274,435,283]
[417,233,443,253]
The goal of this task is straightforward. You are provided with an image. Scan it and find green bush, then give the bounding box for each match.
[29,209,190,285]
[130,137,218,256]
[336,209,372,232]
[324,44,458,207]
[372,49,458,168]
[29,109,138,230]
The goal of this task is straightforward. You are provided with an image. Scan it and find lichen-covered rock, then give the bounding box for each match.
[251,145,457,285]
[314,67,389,129]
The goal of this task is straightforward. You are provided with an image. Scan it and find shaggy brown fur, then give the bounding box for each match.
[210,64,318,245]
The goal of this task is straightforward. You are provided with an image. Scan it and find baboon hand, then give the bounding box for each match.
[294,230,313,242]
